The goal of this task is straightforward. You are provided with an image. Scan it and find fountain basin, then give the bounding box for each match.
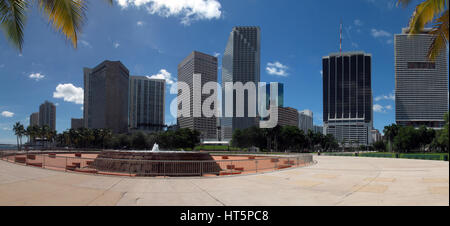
[92,150,222,176]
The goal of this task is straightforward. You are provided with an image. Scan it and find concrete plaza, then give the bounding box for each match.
[0,156,448,206]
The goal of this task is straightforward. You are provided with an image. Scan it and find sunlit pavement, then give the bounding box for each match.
[0,156,448,206]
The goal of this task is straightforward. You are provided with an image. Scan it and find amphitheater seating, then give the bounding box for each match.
[74,168,97,174]
[219,171,242,176]
[28,162,43,167]
[14,157,26,164]
[284,160,295,165]
[75,153,82,157]
[271,158,279,163]
[26,155,36,160]
[277,165,292,170]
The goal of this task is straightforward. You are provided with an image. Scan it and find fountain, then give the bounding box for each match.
[92,143,221,176]
[151,143,160,152]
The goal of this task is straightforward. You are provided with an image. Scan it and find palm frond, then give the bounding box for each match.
[428,9,449,60]
[38,0,87,48]
[0,0,28,52]
[407,0,447,35]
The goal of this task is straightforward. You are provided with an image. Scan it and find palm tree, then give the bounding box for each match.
[12,122,23,151]
[0,0,113,52]
[398,0,449,60]
[384,124,399,152]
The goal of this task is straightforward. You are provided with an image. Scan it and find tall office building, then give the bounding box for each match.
[71,118,84,129]
[129,76,165,132]
[222,26,261,140]
[83,60,129,134]
[313,125,324,134]
[39,101,56,131]
[395,28,448,128]
[276,107,299,127]
[298,109,313,133]
[29,112,39,127]
[178,51,218,140]
[259,83,283,120]
[322,52,373,146]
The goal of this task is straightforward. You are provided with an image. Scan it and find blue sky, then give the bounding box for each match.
[0,0,418,144]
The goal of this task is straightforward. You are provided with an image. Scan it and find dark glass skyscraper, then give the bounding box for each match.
[129,76,165,132]
[322,52,373,146]
[222,26,261,140]
[39,101,56,131]
[83,60,129,134]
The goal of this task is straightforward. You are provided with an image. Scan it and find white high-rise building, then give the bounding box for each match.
[298,110,313,133]
[395,28,448,128]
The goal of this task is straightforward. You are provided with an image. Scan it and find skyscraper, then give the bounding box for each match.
[395,28,448,128]
[222,26,261,140]
[298,109,313,133]
[276,107,299,127]
[322,52,373,146]
[30,112,39,127]
[129,76,165,132]
[259,83,283,120]
[39,101,56,131]
[83,60,129,134]
[178,51,218,140]
[71,118,84,129]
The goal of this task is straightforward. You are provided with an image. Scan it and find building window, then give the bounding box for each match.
[407,62,435,69]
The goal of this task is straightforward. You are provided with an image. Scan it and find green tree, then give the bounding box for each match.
[12,121,24,151]
[384,124,399,152]
[373,141,387,151]
[394,126,421,152]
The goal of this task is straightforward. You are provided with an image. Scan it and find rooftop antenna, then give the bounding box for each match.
[340,19,343,54]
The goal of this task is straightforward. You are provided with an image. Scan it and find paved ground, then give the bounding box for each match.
[0,156,448,206]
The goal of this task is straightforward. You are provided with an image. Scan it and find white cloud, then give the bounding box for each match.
[79,40,92,48]
[373,104,385,113]
[1,111,14,118]
[354,19,363,26]
[266,61,289,77]
[375,92,395,102]
[137,21,144,26]
[371,29,392,38]
[373,104,393,113]
[320,70,323,78]
[116,0,222,25]
[146,69,176,85]
[29,73,45,81]
[213,52,220,57]
[53,83,84,105]
[114,42,120,48]
[386,39,393,44]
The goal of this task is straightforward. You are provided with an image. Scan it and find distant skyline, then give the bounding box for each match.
[0,0,426,143]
